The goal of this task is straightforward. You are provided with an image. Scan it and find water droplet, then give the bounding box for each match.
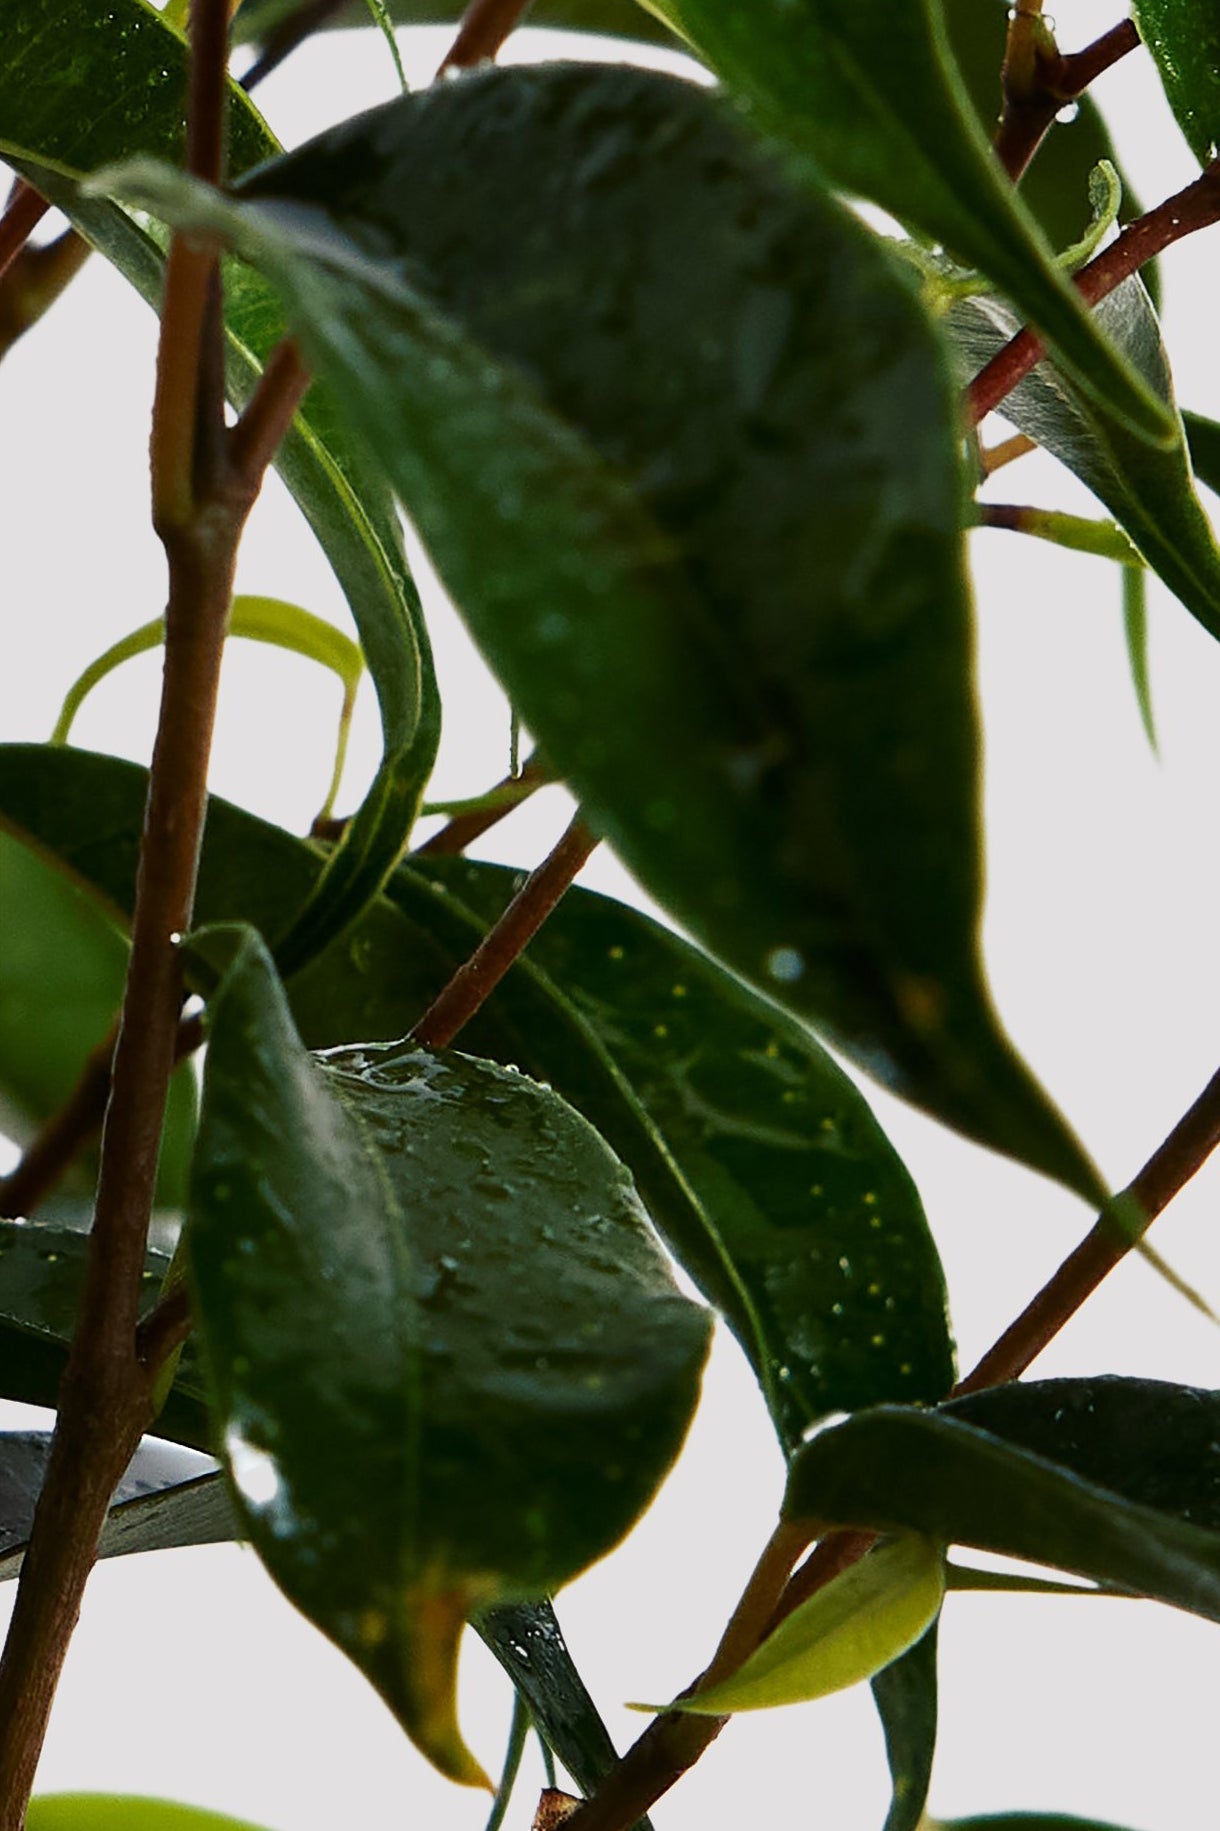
[765,946,805,983]
[1054,100,1079,124]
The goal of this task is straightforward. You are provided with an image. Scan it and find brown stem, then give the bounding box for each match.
[0,227,93,360]
[416,749,548,856]
[0,1013,205,1223]
[239,0,351,92]
[228,337,312,482]
[437,0,535,74]
[969,163,1220,425]
[0,6,294,1816]
[0,186,49,286]
[980,432,1037,476]
[995,16,1140,184]
[136,1281,195,1376]
[413,815,598,1049]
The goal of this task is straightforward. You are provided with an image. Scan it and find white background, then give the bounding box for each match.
[3,6,1220,1828]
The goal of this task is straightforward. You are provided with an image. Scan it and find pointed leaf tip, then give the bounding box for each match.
[635,1536,944,1715]
[392,1587,493,1790]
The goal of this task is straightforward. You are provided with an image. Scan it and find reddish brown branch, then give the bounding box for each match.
[969,163,1220,425]
[0,185,49,286]
[413,814,598,1049]
[996,16,1141,183]
[437,0,535,74]
[416,749,549,856]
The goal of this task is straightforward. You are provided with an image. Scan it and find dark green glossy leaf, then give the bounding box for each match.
[636,0,1169,441]
[26,1800,273,1831]
[950,283,1220,645]
[870,1623,939,1831]
[0,744,956,1450]
[0,834,195,1207]
[476,1602,650,1827]
[0,1435,232,1582]
[422,854,956,1446]
[785,1378,1220,1618]
[0,1218,210,1447]
[0,0,439,965]
[107,62,1108,1197]
[1134,0,1220,164]
[1184,408,1220,492]
[190,928,709,1781]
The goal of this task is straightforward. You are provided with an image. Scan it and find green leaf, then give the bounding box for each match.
[51,595,364,825]
[1184,408,1220,492]
[0,833,195,1209]
[189,929,709,1783]
[642,1536,944,1714]
[950,283,1220,646]
[933,1820,1146,1831]
[1133,0,1220,164]
[26,1800,273,1831]
[0,1435,233,1583]
[0,0,440,965]
[635,0,1169,442]
[0,1218,210,1447]
[476,1601,651,1827]
[784,1378,1220,1619]
[870,1623,939,1831]
[420,854,957,1447]
[1122,565,1157,752]
[0,744,956,1451]
[106,64,1105,1199]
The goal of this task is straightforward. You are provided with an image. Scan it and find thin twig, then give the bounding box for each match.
[0,227,93,359]
[228,338,312,482]
[416,749,548,856]
[995,14,1141,184]
[0,185,49,286]
[413,815,599,1049]
[969,162,1220,425]
[437,0,535,74]
[239,0,350,91]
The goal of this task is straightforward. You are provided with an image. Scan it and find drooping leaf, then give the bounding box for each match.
[933,1818,1146,1831]
[0,1218,210,1446]
[1121,566,1157,751]
[0,833,195,1208]
[189,928,709,1782]
[0,744,956,1451]
[0,1434,231,1582]
[633,0,1169,441]
[645,1536,944,1714]
[784,1379,1220,1619]
[950,283,1220,645]
[1184,408,1220,492]
[0,0,439,964]
[26,1800,273,1831]
[870,1623,940,1831]
[476,1601,651,1827]
[1133,0,1220,165]
[104,65,1104,1200]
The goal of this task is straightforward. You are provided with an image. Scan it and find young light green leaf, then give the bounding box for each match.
[951,281,1220,645]
[785,1379,1220,1619]
[27,1800,273,1831]
[0,0,439,967]
[635,0,1170,442]
[639,1537,944,1714]
[1133,0,1220,165]
[870,1624,939,1831]
[189,928,709,1784]
[103,64,1107,1199]
[0,833,195,1208]
[0,743,957,1452]
[1122,566,1158,752]
[51,595,364,824]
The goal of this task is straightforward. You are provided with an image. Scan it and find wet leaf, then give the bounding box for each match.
[0,1435,231,1583]
[635,0,1169,441]
[26,1801,273,1831]
[870,1623,939,1831]
[0,744,956,1451]
[0,1217,210,1447]
[785,1378,1220,1618]
[0,0,439,966]
[645,1537,944,1714]
[189,929,709,1782]
[1133,0,1220,164]
[0,833,195,1209]
[950,283,1220,645]
[104,64,1104,1198]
